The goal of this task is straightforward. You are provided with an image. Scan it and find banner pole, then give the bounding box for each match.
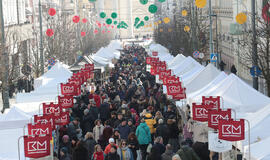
[17,136,23,160]
[244,119,251,160]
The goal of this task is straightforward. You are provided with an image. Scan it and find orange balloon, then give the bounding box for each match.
[184,26,190,32]
[182,10,188,16]
[195,0,207,8]
[236,13,247,24]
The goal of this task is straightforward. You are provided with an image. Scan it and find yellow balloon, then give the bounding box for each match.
[182,10,188,17]
[160,28,163,32]
[149,24,153,27]
[184,26,190,32]
[154,22,159,26]
[236,13,247,24]
[195,0,207,8]
[163,17,171,24]
[158,20,162,24]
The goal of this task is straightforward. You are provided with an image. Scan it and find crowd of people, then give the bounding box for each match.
[56,45,217,160]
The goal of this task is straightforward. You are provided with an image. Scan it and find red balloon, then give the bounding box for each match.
[48,8,56,16]
[82,18,88,23]
[46,29,54,37]
[97,23,101,28]
[107,30,111,33]
[111,26,114,29]
[94,29,99,34]
[81,32,86,37]
[102,30,106,34]
[103,23,106,26]
[72,16,80,23]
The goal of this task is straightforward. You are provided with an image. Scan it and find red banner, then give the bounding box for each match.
[159,70,171,81]
[152,51,158,56]
[27,123,52,137]
[42,103,62,118]
[68,78,81,87]
[58,95,73,109]
[85,64,94,71]
[163,76,180,85]
[60,83,80,96]
[208,109,231,130]
[202,96,221,110]
[34,115,55,131]
[218,119,245,141]
[166,82,183,95]
[55,111,70,126]
[172,89,186,100]
[156,64,167,73]
[192,103,210,122]
[24,135,51,158]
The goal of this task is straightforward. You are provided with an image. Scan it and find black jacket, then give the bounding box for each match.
[100,102,110,121]
[105,153,120,160]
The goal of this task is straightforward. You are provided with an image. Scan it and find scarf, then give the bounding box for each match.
[118,146,131,160]
[93,151,104,160]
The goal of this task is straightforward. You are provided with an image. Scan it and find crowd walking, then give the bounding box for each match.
[56,45,217,160]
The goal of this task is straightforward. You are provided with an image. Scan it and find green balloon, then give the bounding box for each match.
[144,16,149,21]
[106,18,112,24]
[114,21,118,25]
[89,0,96,2]
[111,12,117,19]
[148,4,158,14]
[136,21,144,29]
[100,12,106,18]
[158,0,166,2]
[134,17,140,26]
[140,0,148,5]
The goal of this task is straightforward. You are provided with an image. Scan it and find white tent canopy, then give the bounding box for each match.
[16,62,72,103]
[149,43,169,53]
[185,64,220,94]
[190,74,270,114]
[34,62,71,89]
[168,54,186,68]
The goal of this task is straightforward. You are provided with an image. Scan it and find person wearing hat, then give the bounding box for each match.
[117,118,131,140]
[60,147,72,160]
[135,118,151,160]
[67,117,82,140]
[127,119,136,133]
[59,135,72,155]
[104,138,118,155]
[176,140,200,160]
[105,145,120,160]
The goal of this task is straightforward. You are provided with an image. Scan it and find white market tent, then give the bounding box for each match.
[16,62,72,103]
[149,43,169,53]
[190,74,270,114]
[185,63,220,94]
[148,43,270,160]
[168,54,186,68]
[0,107,32,160]
[34,62,71,89]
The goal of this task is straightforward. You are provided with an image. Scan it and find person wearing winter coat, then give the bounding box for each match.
[101,121,114,144]
[93,119,105,142]
[59,147,72,160]
[176,140,200,160]
[82,109,92,135]
[144,113,157,135]
[127,133,139,160]
[117,139,134,160]
[105,145,120,160]
[88,100,99,130]
[136,118,151,160]
[67,118,82,140]
[104,138,119,155]
[155,119,169,145]
[117,119,131,140]
[100,99,111,123]
[84,132,97,158]
[59,135,72,154]
[130,108,139,126]
[167,119,180,152]
[152,137,166,155]
[92,144,105,160]
[147,147,162,160]
[161,144,175,160]
[127,119,136,133]
[72,140,89,160]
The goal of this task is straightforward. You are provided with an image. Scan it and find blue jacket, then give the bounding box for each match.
[117,124,130,140]
[136,122,151,145]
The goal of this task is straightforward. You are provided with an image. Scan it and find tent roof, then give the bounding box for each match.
[185,63,220,94]
[16,62,72,103]
[191,74,270,113]
[149,44,169,53]
[168,54,186,68]
[172,56,202,76]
